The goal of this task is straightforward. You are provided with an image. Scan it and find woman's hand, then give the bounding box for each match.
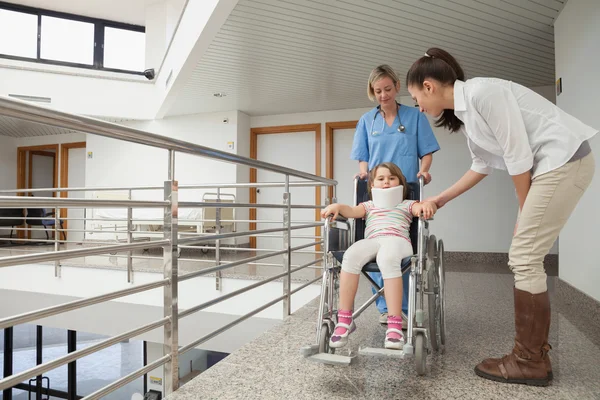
[420,201,437,219]
[321,204,341,220]
[424,194,447,209]
[354,171,368,180]
[417,170,432,185]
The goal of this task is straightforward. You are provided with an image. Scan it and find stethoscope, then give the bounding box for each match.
[370,101,406,136]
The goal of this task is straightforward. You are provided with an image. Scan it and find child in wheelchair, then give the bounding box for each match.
[320,162,437,350]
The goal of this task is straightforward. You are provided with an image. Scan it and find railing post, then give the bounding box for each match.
[127,189,133,284]
[215,188,222,291]
[3,327,13,400]
[163,150,179,395]
[282,175,292,317]
[54,205,61,278]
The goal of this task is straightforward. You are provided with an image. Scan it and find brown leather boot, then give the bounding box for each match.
[480,307,553,380]
[480,344,552,380]
[474,288,551,386]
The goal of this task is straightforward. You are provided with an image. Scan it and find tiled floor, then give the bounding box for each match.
[166,264,600,400]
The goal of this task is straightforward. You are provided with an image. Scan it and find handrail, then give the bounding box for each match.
[0,196,167,208]
[0,317,170,391]
[0,95,337,185]
[83,355,171,400]
[0,279,169,330]
[0,181,331,194]
[0,93,336,398]
[0,240,169,268]
[179,258,321,319]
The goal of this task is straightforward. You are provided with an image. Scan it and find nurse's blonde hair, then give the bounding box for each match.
[367,65,401,102]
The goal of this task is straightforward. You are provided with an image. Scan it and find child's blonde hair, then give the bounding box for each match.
[369,162,409,199]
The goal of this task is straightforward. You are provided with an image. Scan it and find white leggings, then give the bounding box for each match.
[341,236,413,279]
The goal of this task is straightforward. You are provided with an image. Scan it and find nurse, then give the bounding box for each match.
[351,64,440,325]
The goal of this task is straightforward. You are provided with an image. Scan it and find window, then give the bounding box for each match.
[104,27,145,72]
[41,16,94,65]
[0,9,37,58]
[0,3,145,75]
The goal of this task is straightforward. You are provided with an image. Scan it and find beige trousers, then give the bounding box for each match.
[510,152,595,294]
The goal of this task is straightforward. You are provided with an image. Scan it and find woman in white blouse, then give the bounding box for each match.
[406,47,597,387]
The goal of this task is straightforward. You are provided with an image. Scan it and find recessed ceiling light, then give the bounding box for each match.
[213,92,227,98]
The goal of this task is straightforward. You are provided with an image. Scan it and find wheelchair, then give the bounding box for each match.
[302,176,446,375]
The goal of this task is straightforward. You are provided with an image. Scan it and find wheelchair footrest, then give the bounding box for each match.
[358,346,409,359]
[299,344,319,358]
[307,353,354,365]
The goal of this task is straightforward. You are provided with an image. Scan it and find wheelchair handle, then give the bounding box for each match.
[418,175,425,201]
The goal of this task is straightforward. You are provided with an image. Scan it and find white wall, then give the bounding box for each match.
[555,0,600,301]
[67,147,87,243]
[0,63,155,119]
[145,0,187,71]
[86,112,240,201]
[0,133,86,192]
[145,2,169,71]
[250,99,542,254]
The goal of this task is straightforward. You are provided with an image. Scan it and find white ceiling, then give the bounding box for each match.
[2,0,156,26]
[166,0,566,117]
[0,0,567,137]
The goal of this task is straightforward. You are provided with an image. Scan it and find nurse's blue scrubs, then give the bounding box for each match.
[350,104,440,316]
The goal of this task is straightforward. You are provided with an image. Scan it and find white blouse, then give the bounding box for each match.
[453,78,598,178]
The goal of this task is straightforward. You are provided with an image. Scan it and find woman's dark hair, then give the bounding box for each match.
[406,47,465,133]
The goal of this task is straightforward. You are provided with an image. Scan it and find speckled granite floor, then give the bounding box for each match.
[165,265,600,400]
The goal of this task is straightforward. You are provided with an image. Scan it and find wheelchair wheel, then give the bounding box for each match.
[426,236,440,353]
[318,323,335,354]
[415,332,426,376]
[438,239,447,348]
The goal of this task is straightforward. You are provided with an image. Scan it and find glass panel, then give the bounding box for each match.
[0,328,4,379]
[103,27,145,71]
[42,327,68,393]
[77,336,143,399]
[12,325,37,380]
[40,16,94,65]
[0,9,38,58]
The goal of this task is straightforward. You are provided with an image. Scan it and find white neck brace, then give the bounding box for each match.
[371,185,404,209]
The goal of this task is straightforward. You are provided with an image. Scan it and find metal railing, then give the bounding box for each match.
[0,95,337,399]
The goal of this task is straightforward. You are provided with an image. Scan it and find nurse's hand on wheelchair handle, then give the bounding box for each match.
[417,171,432,184]
[354,171,368,180]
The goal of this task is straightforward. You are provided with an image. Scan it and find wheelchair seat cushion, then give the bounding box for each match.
[332,250,412,274]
